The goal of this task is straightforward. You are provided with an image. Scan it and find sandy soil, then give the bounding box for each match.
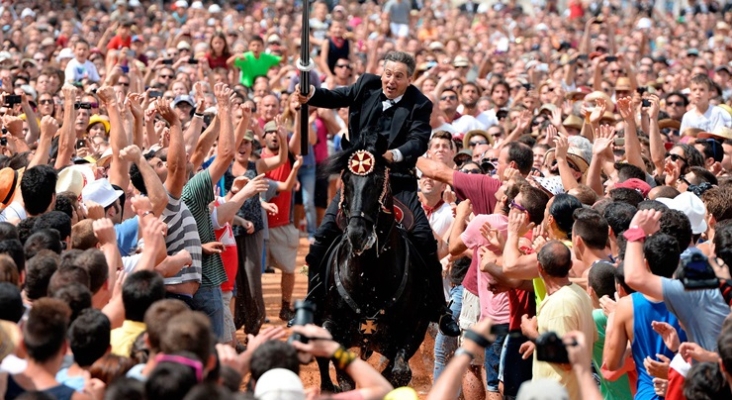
[243,237,436,397]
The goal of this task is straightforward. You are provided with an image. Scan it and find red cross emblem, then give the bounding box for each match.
[348,150,375,176]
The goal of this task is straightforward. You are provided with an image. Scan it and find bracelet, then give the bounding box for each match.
[464,329,492,348]
[454,347,475,361]
[194,111,205,117]
[141,211,153,217]
[331,346,357,370]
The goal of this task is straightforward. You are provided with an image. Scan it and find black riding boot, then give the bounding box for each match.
[305,240,331,303]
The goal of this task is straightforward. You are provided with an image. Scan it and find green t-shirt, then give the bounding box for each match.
[233,51,282,87]
[592,309,634,400]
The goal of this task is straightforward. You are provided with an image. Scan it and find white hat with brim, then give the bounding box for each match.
[81,178,123,208]
[57,165,96,197]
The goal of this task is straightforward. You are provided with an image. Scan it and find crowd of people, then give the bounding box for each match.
[2,0,732,399]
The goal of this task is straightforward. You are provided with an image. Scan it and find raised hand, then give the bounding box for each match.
[92,218,116,245]
[239,174,269,199]
[593,124,616,158]
[96,85,116,106]
[629,209,662,236]
[589,98,608,124]
[156,99,179,125]
[127,93,143,119]
[119,144,142,164]
[651,321,680,352]
[39,116,58,138]
[2,115,23,137]
[508,208,534,237]
[616,97,634,120]
[213,82,233,109]
[553,131,569,161]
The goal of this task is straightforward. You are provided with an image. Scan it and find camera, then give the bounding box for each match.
[605,55,618,62]
[642,99,651,107]
[162,59,174,65]
[0,137,6,146]
[287,300,316,344]
[535,331,575,364]
[4,95,20,106]
[681,249,719,290]
[149,90,163,98]
[188,58,198,65]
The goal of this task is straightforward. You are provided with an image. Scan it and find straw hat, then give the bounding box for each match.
[698,126,732,141]
[562,115,584,130]
[614,77,632,91]
[0,168,18,207]
[462,129,493,149]
[544,147,590,174]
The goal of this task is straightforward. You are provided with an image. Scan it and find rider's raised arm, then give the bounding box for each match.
[307,73,370,109]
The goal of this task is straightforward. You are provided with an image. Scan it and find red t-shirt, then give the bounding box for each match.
[107,35,132,51]
[508,289,536,331]
[452,171,500,294]
[206,53,229,70]
[262,151,292,229]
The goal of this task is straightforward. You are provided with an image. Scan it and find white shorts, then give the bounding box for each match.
[267,224,299,274]
[390,22,409,38]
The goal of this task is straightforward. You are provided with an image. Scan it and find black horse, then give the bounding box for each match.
[313,135,431,391]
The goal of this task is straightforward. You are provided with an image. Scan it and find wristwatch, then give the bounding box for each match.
[623,226,647,243]
[454,348,475,361]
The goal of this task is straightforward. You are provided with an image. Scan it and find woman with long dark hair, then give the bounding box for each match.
[205,31,231,71]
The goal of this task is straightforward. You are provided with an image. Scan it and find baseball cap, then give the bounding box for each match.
[263,120,278,132]
[191,1,204,9]
[20,8,35,19]
[56,48,74,62]
[176,41,191,50]
[453,55,469,68]
[254,369,305,400]
[172,95,195,108]
[81,178,123,208]
[174,0,189,8]
[208,4,222,13]
[532,175,564,197]
[614,178,651,198]
[656,191,708,235]
[243,130,254,142]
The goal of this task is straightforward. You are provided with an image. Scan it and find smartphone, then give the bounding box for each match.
[120,65,129,73]
[76,139,86,149]
[188,58,198,65]
[0,137,6,146]
[149,90,163,98]
[162,58,174,65]
[522,83,533,90]
[4,95,20,105]
[605,55,618,62]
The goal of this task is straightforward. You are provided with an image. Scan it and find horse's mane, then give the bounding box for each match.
[323,132,389,176]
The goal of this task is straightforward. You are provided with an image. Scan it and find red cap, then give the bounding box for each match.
[614,178,651,198]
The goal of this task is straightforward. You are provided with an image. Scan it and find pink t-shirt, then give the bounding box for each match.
[461,214,510,324]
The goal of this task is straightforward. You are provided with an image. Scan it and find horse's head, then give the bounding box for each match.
[326,134,392,256]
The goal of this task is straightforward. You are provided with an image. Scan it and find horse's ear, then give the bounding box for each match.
[341,136,351,150]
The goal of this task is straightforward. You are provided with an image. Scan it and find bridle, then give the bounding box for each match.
[339,150,394,255]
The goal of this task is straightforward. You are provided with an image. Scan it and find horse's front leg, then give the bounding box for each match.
[389,348,413,388]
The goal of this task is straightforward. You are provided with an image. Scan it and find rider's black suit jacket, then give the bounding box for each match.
[307,73,432,192]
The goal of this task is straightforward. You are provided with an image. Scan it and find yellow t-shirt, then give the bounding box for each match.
[110,320,146,357]
[533,283,597,400]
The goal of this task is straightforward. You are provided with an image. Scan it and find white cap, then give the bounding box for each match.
[128,0,141,7]
[20,8,35,19]
[208,4,222,13]
[174,0,188,8]
[56,48,74,62]
[254,369,305,400]
[656,192,708,235]
[637,17,652,30]
[191,1,203,9]
[81,178,123,208]
[0,52,11,63]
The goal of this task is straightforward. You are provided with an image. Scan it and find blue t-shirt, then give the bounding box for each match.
[115,216,139,257]
[55,368,85,392]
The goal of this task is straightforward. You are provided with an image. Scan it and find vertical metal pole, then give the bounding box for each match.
[297,0,312,156]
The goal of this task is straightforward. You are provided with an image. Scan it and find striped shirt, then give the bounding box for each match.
[182,170,226,287]
[161,191,202,285]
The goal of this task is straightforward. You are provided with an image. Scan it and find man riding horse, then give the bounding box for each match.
[296,51,460,337]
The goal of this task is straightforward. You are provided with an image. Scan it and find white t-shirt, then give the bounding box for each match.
[452,115,487,133]
[64,58,100,83]
[0,202,26,223]
[476,109,499,129]
[679,104,732,134]
[431,123,457,137]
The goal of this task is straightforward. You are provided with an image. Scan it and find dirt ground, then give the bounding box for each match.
[245,237,436,397]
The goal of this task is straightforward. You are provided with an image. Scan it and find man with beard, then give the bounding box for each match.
[439,88,484,133]
[458,82,482,117]
[477,81,511,128]
[297,51,461,336]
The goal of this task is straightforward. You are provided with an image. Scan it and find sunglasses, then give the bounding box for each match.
[440,95,457,101]
[74,102,92,110]
[666,153,687,163]
[39,99,53,105]
[667,101,685,107]
[678,175,692,186]
[335,64,352,69]
[661,128,679,136]
[509,200,527,213]
[610,69,622,73]
[460,168,482,174]
[639,69,652,74]
[469,140,488,147]
[160,74,174,79]
[118,82,130,87]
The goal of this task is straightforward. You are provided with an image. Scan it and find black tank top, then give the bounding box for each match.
[5,374,76,400]
[327,38,350,74]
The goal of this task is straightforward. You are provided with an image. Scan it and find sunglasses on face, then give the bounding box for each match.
[678,175,692,186]
[661,128,679,136]
[667,101,685,107]
[440,95,457,101]
[160,74,174,79]
[335,64,352,69]
[460,168,482,174]
[39,99,53,105]
[117,82,130,87]
[469,140,487,147]
[509,200,527,213]
[666,153,687,163]
[74,102,92,110]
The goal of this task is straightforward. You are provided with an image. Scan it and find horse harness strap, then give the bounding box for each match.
[333,234,411,322]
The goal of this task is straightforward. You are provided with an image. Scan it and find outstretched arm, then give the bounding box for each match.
[207,83,236,183]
